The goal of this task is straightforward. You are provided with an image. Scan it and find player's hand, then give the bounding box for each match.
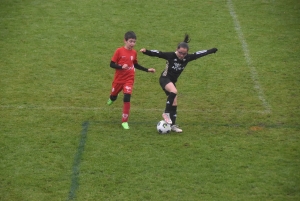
[122,64,129,70]
[212,48,218,53]
[148,68,155,73]
[140,48,146,52]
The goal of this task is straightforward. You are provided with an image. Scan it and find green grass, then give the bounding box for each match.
[1,0,300,200]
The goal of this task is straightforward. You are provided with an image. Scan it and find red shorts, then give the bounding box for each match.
[110,82,133,96]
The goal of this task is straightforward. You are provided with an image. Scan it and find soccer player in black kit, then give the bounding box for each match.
[140,34,217,133]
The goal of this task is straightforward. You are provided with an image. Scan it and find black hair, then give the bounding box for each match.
[177,33,191,50]
[124,31,136,41]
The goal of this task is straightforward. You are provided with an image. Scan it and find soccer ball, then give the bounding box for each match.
[157,120,171,134]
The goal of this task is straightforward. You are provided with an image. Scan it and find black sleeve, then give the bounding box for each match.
[142,49,172,60]
[110,61,122,69]
[134,63,148,72]
[189,48,218,61]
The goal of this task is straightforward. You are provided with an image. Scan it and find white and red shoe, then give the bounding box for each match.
[162,113,172,124]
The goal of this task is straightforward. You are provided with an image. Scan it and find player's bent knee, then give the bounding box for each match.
[169,88,178,94]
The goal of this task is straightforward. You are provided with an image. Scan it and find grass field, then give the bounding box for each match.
[1,0,300,200]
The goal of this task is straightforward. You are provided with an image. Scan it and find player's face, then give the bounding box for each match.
[124,38,136,50]
[176,47,188,60]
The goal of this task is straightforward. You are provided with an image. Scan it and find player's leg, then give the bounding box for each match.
[160,77,177,124]
[121,84,133,129]
[107,82,121,105]
[161,79,182,132]
[107,95,117,105]
[167,95,182,133]
[169,94,182,133]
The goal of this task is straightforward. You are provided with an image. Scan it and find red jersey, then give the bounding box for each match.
[111,47,138,84]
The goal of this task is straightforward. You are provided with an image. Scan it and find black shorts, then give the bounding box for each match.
[159,76,176,96]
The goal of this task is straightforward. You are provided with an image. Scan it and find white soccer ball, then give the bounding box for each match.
[157,120,171,134]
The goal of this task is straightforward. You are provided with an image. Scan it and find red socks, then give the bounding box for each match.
[122,102,130,122]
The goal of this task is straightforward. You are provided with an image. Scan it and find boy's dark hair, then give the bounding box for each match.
[124,31,137,41]
[177,33,191,50]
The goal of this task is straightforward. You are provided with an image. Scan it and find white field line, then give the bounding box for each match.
[0,104,267,114]
[227,0,272,114]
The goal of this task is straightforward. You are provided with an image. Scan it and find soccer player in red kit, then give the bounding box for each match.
[107,31,155,129]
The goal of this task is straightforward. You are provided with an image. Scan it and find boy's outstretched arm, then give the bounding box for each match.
[134,63,155,73]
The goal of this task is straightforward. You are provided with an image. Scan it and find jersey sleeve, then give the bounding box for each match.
[110,61,122,69]
[189,48,218,61]
[143,49,173,60]
[111,48,120,63]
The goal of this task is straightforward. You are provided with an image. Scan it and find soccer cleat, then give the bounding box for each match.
[122,122,130,129]
[162,113,172,124]
[107,98,114,106]
[171,125,182,133]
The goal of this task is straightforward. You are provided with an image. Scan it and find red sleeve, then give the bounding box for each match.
[111,48,120,63]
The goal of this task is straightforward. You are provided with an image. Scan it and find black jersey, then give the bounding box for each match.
[143,48,217,83]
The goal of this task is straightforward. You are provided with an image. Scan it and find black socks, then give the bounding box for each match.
[170,106,177,125]
[165,92,177,112]
[164,92,177,125]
